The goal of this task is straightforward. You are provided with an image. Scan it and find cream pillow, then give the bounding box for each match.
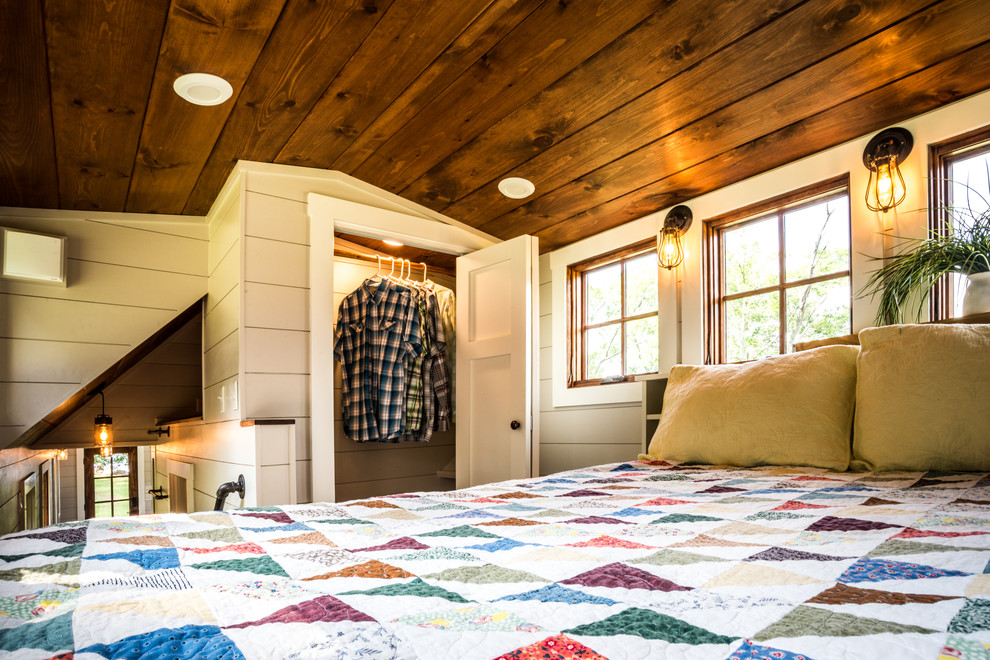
[852,323,990,472]
[640,345,858,471]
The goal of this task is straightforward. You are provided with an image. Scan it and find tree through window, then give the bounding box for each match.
[705,177,852,363]
[84,447,137,519]
[568,238,658,386]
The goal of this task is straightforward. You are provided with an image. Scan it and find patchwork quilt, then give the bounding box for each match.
[2,461,990,659]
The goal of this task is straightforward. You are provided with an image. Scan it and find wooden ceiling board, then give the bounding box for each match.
[535,40,990,250]
[183,0,395,215]
[0,0,58,209]
[485,0,990,241]
[327,0,537,173]
[44,0,170,212]
[460,0,940,237]
[125,0,286,214]
[348,0,668,192]
[275,0,504,172]
[401,0,801,211]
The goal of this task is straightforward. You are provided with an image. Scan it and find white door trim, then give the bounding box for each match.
[307,193,497,503]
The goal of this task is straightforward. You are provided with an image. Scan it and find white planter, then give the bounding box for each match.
[963,271,990,316]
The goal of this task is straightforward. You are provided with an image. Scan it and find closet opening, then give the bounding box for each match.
[330,232,458,501]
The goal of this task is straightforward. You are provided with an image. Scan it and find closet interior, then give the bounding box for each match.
[331,234,457,501]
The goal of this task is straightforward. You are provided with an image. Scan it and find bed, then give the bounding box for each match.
[2,459,989,659]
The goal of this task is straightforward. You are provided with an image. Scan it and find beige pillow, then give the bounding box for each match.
[852,323,990,472]
[794,333,859,352]
[640,345,859,471]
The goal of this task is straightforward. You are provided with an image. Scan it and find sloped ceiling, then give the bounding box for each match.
[2,0,990,262]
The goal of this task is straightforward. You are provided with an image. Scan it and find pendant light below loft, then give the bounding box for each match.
[863,127,913,213]
[94,390,113,456]
[657,205,693,270]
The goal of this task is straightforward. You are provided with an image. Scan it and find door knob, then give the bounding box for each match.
[510,420,521,430]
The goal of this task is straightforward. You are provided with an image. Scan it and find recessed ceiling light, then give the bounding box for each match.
[173,73,233,106]
[498,177,535,199]
[383,239,403,246]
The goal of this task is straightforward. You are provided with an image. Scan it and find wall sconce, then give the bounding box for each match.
[656,205,693,270]
[56,449,68,461]
[94,390,113,454]
[863,127,913,213]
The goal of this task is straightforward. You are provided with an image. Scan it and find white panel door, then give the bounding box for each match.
[456,234,538,489]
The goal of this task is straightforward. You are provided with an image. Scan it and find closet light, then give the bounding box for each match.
[383,239,403,246]
[173,73,233,106]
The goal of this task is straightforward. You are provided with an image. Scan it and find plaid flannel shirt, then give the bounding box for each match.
[334,278,422,442]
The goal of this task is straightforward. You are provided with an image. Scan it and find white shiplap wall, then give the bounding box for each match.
[0,209,208,449]
[536,254,641,475]
[0,447,50,535]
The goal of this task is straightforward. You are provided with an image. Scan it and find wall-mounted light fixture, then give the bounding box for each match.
[863,127,913,213]
[55,449,68,461]
[656,205,693,270]
[94,390,113,456]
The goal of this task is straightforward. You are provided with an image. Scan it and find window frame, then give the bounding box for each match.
[567,237,658,387]
[703,175,852,364]
[928,124,990,321]
[84,446,138,519]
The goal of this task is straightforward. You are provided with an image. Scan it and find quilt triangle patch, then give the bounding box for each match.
[340,577,470,602]
[80,591,216,623]
[178,527,244,544]
[187,512,234,526]
[697,485,745,494]
[180,542,265,555]
[347,499,401,509]
[268,531,335,546]
[730,639,819,659]
[745,547,849,562]
[895,527,989,540]
[868,538,987,558]
[87,567,192,591]
[773,501,832,511]
[365,509,422,521]
[839,557,972,583]
[566,536,651,549]
[226,594,374,628]
[704,563,824,588]
[425,564,548,585]
[0,611,73,652]
[95,535,172,548]
[418,525,500,539]
[633,549,730,566]
[285,548,362,568]
[390,547,480,562]
[303,559,413,580]
[652,513,722,524]
[235,511,293,524]
[947,598,990,633]
[497,583,618,606]
[479,517,546,527]
[394,603,539,633]
[709,522,794,536]
[636,497,696,506]
[6,527,87,545]
[806,582,960,605]
[805,516,901,532]
[78,625,239,658]
[492,491,542,499]
[467,537,537,552]
[753,605,936,640]
[563,607,735,644]
[0,543,86,563]
[191,555,289,578]
[352,537,430,552]
[0,587,79,620]
[86,548,180,570]
[860,497,902,507]
[670,533,762,548]
[563,515,628,525]
[560,562,692,592]
[495,633,607,659]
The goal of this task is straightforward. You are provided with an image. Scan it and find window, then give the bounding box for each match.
[84,447,137,519]
[704,177,852,363]
[567,238,658,386]
[929,125,990,320]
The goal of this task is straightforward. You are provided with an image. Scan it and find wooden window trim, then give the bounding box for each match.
[928,124,990,321]
[703,175,851,364]
[84,447,138,519]
[567,237,657,388]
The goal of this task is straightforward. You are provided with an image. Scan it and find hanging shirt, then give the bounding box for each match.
[432,285,456,423]
[334,278,422,442]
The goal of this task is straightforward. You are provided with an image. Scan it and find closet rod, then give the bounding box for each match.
[333,242,455,277]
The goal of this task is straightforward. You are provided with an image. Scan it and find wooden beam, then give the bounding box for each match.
[534,41,990,251]
[44,0,169,211]
[183,0,394,215]
[124,0,285,214]
[0,0,58,208]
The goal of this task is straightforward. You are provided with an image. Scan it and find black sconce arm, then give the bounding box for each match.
[214,475,246,511]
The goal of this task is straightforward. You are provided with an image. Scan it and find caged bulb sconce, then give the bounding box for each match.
[94,390,113,456]
[656,205,693,270]
[863,127,913,213]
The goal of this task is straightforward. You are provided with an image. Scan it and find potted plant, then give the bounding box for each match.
[860,199,990,325]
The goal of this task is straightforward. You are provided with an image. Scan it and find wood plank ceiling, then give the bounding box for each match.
[3,0,990,269]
